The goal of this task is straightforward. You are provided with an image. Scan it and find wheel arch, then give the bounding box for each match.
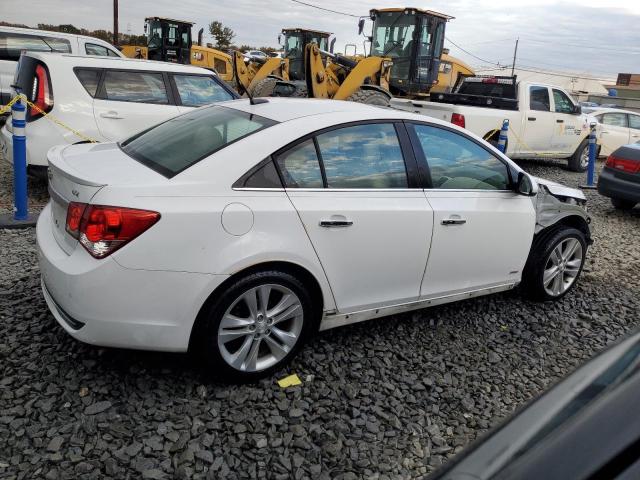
[188,260,326,352]
[533,213,592,249]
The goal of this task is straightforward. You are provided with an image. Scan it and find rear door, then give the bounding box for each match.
[521,85,555,154]
[93,69,179,141]
[407,122,535,297]
[276,121,434,313]
[550,88,584,154]
[629,113,640,145]
[598,112,630,156]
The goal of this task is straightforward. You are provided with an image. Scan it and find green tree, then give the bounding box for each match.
[208,20,235,49]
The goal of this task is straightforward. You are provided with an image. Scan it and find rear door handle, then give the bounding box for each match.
[320,220,353,228]
[528,117,536,121]
[441,218,466,226]
[99,111,123,119]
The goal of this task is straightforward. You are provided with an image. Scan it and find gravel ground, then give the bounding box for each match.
[0,156,639,480]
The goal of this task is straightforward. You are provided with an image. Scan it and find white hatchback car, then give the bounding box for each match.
[0,52,238,178]
[590,108,640,157]
[37,98,592,381]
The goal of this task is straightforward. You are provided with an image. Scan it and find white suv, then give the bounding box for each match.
[0,52,238,178]
[1,26,123,109]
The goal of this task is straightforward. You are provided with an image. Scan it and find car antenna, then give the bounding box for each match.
[243,83,268,105]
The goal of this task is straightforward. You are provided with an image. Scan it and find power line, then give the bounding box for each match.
[475,64,615,83]
[289,0,360,18]
[445,36,501,66]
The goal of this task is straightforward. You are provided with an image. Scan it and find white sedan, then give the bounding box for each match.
[591,108,640,156]
[37,98,592,382]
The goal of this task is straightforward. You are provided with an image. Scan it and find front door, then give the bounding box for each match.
[275,122,434,313]
[407,122,536,297]
[520,86,556,155]
[551,88,585,155]
[93,69,179,141]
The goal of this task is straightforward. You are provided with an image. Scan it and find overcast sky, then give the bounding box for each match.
[3,0,639,78]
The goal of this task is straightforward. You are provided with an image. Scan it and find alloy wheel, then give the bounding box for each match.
[217,284,304,372]
[543,237,584,297]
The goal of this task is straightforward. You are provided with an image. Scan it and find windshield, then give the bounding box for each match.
[370,12,416,80]
[147,20,163,48]
[120,106,277,178]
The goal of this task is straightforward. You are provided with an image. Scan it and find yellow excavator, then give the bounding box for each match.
[234,28,333,97]
[120,17,234,83]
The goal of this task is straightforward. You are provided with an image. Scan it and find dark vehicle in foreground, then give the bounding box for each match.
[598,144,640,209]
[430,330,640,480]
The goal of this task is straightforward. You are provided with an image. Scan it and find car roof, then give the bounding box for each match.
[590,107,639,116]
[0,26,119,48]
[23,51,215,74]
[222,97,417,123]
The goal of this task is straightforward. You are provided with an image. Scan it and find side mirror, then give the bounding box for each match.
[358,18,365,35]
[277,34,282,45]
[573,104,582,115]
[329,38,336,54]
[516,172,537,196]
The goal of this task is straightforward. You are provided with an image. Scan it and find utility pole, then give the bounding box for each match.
[511,38,519,76]
[113,0,119,46]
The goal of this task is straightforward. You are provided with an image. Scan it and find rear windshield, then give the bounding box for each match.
[457,80,517,99]
[120,106,277,178]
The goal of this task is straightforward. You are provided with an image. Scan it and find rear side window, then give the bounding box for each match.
[102,70,168,104]
[120,106,276,177]
[629,115,640,130]
[75,68,100,97]
[0,32,71,61]
[316,123,407,188]
[530,86,550,111]
[85,43,120,57]
[275,139,324,188]
[172,75,234,106]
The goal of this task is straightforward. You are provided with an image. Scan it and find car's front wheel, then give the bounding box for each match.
[193,270,316,382]
[521,227,587,301]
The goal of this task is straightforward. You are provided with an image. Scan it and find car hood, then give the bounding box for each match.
[532,176,586,201]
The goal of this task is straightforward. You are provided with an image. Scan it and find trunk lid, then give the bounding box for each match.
[47,142,165,254]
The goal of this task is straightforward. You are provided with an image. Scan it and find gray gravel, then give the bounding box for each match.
[1,157,639,479]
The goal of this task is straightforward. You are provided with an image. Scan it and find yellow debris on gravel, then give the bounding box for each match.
[277,374,302,388]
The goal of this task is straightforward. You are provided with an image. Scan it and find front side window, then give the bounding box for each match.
[530,86,550,111]
[629,115,640,130]
[316,124,407,188]
[0,33,71,61]
[553,89,575,114]
[602,113,628,128]
[275,139,324,188]
[412,124,509,190]
[173,75,234,106]
[102,70,168,104]
[121,106,276,177]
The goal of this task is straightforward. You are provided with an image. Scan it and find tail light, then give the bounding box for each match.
[605,154,640,174]
[65,203,160,259]
[451,113,466,129]
[30,64,53,119]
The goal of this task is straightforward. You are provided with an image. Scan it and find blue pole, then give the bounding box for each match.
[586,122,597,187]
[12,95,28,221]
[497,119,509,153]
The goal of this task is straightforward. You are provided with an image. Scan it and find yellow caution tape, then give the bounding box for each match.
[277,373,302,388]
[1,94,98,143]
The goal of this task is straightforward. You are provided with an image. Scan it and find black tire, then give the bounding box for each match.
[346,89,390,106]
[192,270,317,383]
[249,77,278,97]
[521,227,587,301]
[290,85,308,98]
[568,138,589,172]
[611,197,636,210]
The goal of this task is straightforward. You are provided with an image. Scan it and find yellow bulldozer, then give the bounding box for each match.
[120,17,234,83]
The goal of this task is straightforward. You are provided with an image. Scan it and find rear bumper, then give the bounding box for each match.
[597,167,640,203]
[37,203,229,352]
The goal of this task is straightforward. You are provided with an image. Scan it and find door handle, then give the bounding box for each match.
[320,220,353,228]
[99,111,123,119]
[556,119,564,123]
[528,117,536,121]
[441,218,466,226]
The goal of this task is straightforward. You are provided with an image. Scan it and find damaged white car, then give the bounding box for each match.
[37,98,592,381]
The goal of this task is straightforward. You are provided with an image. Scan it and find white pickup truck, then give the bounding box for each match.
[391,76,595,172]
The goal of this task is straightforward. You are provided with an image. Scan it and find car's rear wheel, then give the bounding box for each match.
[521,227,587,301]
[194,270,316,382]
[611,197,636,210]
